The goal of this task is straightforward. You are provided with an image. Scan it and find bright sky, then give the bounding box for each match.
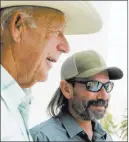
[29,1,127,140]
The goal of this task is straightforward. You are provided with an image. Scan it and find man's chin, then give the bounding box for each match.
[36,70,48,82]
[81,108,106,121]
[39,75,48,82]
[90,109,106,120]
[39,78,47,82]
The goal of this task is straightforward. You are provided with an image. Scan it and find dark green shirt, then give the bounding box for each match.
[30,113,113,141]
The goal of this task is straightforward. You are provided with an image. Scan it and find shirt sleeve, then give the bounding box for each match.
[30,129,50,141]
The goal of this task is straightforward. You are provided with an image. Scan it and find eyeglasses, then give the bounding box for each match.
[67,80,114,93]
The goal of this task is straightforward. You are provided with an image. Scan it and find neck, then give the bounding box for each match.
[77,119,92,131]
[1,45,18,81]
[1,48,37,88]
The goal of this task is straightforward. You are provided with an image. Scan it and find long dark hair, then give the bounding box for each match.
[46,78,77,116]
[46,87,69,117]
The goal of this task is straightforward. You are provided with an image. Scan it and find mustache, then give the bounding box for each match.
[87,99,108,108]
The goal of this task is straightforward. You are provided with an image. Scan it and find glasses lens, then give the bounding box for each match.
[86,81,102,92]
[104,82,114,93]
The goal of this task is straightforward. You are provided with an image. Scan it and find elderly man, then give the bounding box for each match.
[1,1,102,141]
[30,50,123,141]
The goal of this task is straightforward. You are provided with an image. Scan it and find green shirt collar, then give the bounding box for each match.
[59,112,107,139]
[92,120,107,139]
[59,112,83,138]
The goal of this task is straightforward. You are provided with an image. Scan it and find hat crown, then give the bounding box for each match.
[1,1,102,35]
[61,50,106,80]
[74,50,106,74]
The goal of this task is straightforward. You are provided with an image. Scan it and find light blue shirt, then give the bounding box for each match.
[1,65,33,141]
[30,112,113,141]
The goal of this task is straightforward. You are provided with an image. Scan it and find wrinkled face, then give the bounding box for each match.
[7,8,69,87]
[68,72,110,121]
[25,10,69,82]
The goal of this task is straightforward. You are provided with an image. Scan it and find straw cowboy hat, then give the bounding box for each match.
[1,1,103,35]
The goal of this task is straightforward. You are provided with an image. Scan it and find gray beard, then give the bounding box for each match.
[71,99,107,121]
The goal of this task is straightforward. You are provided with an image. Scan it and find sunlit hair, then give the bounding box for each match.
[1,6,65,32]
[1,6,38,31]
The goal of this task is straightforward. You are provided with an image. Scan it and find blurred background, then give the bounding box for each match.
[28,1,127,141]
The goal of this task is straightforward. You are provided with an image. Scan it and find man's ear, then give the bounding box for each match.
[10,11,25,43]
[60,80,73,100]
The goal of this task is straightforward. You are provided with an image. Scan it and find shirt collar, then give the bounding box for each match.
[59,112,107,139]
[92,120,107,138]
[1,65,28,109]
[59,112,83,138]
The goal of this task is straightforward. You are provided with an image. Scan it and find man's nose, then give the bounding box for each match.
[97,87,109,100]
[57,34,70,53]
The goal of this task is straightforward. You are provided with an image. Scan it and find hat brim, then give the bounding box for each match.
[76,67,123,80]
[1,1,103,35]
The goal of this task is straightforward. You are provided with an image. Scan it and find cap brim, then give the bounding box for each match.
[106,67,123,80]
[76,66,123,80]
[1,1,103,35]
